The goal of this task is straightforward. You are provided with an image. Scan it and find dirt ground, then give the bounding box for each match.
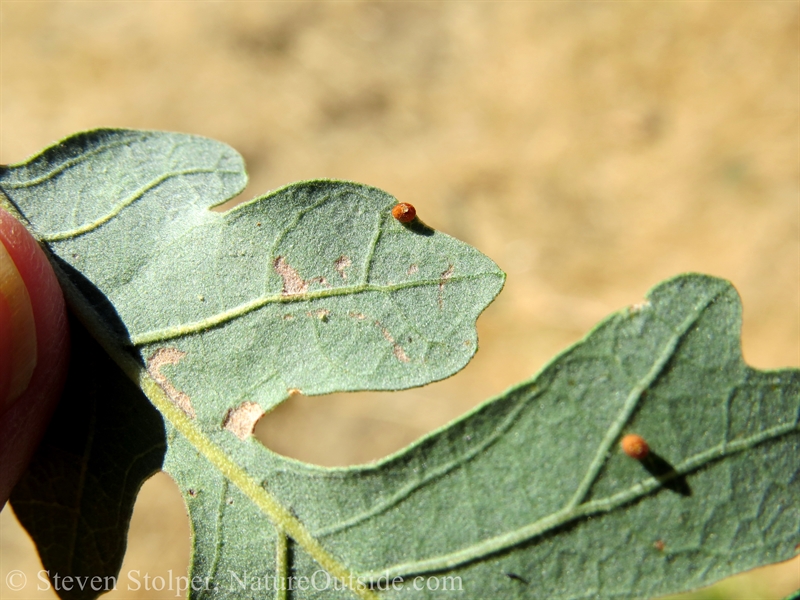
[0,2,798,599]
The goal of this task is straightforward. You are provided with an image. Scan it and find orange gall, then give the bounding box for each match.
[392,203,416,223]
[621,434,650,460]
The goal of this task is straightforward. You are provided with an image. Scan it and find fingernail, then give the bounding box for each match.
[0,238,37,411]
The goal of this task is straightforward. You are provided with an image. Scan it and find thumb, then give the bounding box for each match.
[0,207,69,507]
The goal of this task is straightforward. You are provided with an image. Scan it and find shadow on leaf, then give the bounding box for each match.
[10,315,167,600]
[642,451,692,497]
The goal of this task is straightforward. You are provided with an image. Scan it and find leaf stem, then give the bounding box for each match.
[48,259,380,600]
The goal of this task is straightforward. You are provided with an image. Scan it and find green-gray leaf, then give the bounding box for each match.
[2,129,503,599]
[1,129,503,420]
[166,273,798,600]
[3,130,798,600]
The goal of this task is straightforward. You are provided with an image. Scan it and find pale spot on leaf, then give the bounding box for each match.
[223,401,264,440]
[334,255,352,279]
[147,348,195,419]
[438,264,454,309]
[378,323,411,363]
[274,256,308,296]
[274,256,329,295]
[393,345,410,363]
[308,308,330,322]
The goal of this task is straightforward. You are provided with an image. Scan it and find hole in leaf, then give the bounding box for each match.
[254,318,514,466]
[254,391,430,466]
[254,377,513,467]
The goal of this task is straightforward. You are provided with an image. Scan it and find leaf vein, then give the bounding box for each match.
[129,274,500,346]
[357,418,798,582]
[1,137,137,188]
[40,167,240,242]
[362,210,383,284]
[314,392,532,537]
[52,264,379,600]
[566,290,723,509]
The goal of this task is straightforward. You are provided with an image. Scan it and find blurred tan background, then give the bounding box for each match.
[0,2,798,599]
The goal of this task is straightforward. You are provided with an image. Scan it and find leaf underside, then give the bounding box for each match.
[3,130,798,600]
[10,315,167,597]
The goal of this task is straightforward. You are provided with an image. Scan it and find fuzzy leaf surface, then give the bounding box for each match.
[1,129,504,420]
[1,129,503,599]
[168,273,798,600]
[2,130,798,600]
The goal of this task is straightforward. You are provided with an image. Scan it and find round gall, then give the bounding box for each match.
[392,203,416,223]
[621,434,650,460]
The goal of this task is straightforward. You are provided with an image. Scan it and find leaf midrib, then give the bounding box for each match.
[47,254,380,600]
[358,416,798,583]
[128,272,499,346]
[311,294,714,541]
